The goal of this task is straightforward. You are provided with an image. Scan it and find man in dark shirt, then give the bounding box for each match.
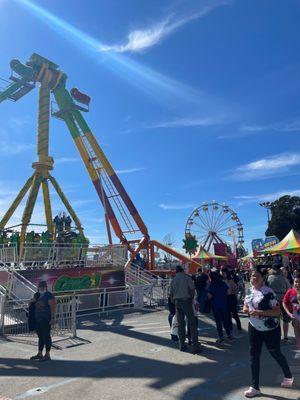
[195,266,210,312]
[170,265,202,353]
[30,281,56,361]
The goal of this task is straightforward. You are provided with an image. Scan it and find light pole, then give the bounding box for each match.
[259,201,272,223]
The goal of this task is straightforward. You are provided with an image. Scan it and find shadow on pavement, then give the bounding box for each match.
[0,353,297,400]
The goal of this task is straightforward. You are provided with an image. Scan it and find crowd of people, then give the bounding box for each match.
[169,261,300,398]
[0,212,89,250]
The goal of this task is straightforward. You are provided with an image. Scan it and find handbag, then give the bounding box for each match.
[170,314,179,336]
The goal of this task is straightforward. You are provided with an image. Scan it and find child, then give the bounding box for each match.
[282,272,300,359]
[168,296,178,341]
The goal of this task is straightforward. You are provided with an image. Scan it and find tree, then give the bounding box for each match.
[266,195,300,240]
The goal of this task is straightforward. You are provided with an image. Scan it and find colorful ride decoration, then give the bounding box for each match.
[53,272,100,292]
[185,201,244,254]
[182,234,198,256]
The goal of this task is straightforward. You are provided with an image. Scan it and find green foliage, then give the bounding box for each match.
[266,195,300,240]
[182,234,198,255]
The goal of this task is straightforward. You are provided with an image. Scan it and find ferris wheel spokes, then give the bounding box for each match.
[184,202,244,253]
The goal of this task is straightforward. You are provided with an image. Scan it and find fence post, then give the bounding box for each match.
[71,295,77,338]
[0,295,6,336]
[102,288,106,312]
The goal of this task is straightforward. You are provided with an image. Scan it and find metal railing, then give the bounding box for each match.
[0,283,171,346]
[0,244,17,265]
[0,243,128,270]
[0,294,76,340]
[143,283,170,307]
[75,286,135,315]
[6,270,36,300]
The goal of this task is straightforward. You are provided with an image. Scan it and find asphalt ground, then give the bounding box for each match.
[0,308,299,400]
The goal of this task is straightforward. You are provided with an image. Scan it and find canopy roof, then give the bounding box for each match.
[240,252,254,261]
[192,246,227,261]
[260,229,300,254]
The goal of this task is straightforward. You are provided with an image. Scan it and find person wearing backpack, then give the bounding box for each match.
[29,281,56,362]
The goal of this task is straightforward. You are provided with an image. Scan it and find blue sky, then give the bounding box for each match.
[0,0,299,250]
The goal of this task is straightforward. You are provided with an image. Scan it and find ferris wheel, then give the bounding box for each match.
[185,201,244,252]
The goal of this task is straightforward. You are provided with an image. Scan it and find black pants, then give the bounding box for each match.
[212,307,231,338]
[187,317,198,342]
[175,298,198,349]
[248,323,292,390]
[228,295,242,332]
[36,319,52,352]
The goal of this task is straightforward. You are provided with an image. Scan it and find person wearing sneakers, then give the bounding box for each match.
[30,281,56,362]
[170,265,202,354]
[266,263,291,342]
[243,268,293,398]
[208,271,233,343]
[282,271,300,359]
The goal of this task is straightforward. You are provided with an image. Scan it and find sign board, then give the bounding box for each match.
[251,236,279,252]
[20,267,125,292]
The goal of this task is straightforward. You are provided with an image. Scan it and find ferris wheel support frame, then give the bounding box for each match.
[185,202,244,254]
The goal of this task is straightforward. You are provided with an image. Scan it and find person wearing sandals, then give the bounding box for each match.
[243,268,294,398]
[30,281,56,362]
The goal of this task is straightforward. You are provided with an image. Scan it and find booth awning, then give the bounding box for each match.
[260,229,300,254]
[192,246,227,261]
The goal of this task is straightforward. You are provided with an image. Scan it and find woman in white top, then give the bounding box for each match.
[243,267,293,398]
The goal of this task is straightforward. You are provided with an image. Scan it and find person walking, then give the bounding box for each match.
[266,264,291,341]
[221,268,242,336]
[170,265,202,353]
[243,268,294,398]
[30,281,56,362]
[208,271,233,343]
[282,271,300,359]
[195,266,210,313]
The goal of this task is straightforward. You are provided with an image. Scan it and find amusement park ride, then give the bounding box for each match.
[185,201,244,257]
[0,53,191,270]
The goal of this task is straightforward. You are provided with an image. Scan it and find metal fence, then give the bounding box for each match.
[75,286,135,315]
[85,245,127,269]
[0,294,76,342]
[0,283,170,346]
[0,243,128,270]
[143,283,170,307]
[0,244,17,264]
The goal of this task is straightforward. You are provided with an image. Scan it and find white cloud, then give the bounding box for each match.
[100,1,230,53]
[219,118,300,140]
[159,203,195,210]
[115,167,144,174]
[147,116,225,129]
[230,153,300,180]
[55,157,80,164]
[234,189,300,206]
[241,119,300,133]
[0,141,33,155]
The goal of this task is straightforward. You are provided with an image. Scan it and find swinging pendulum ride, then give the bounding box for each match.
[0,54,192,271]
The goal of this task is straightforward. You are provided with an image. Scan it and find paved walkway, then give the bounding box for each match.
[0,309,299,400]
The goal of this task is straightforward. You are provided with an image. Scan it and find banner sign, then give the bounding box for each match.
[20,267,125,292]
[214,243,227,256]
[251,236,279,252]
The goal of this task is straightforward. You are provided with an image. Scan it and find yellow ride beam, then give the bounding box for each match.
[20,173,42,251]
[49,176,84,236]
[41,179,53,236]
[0,174,35,229]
